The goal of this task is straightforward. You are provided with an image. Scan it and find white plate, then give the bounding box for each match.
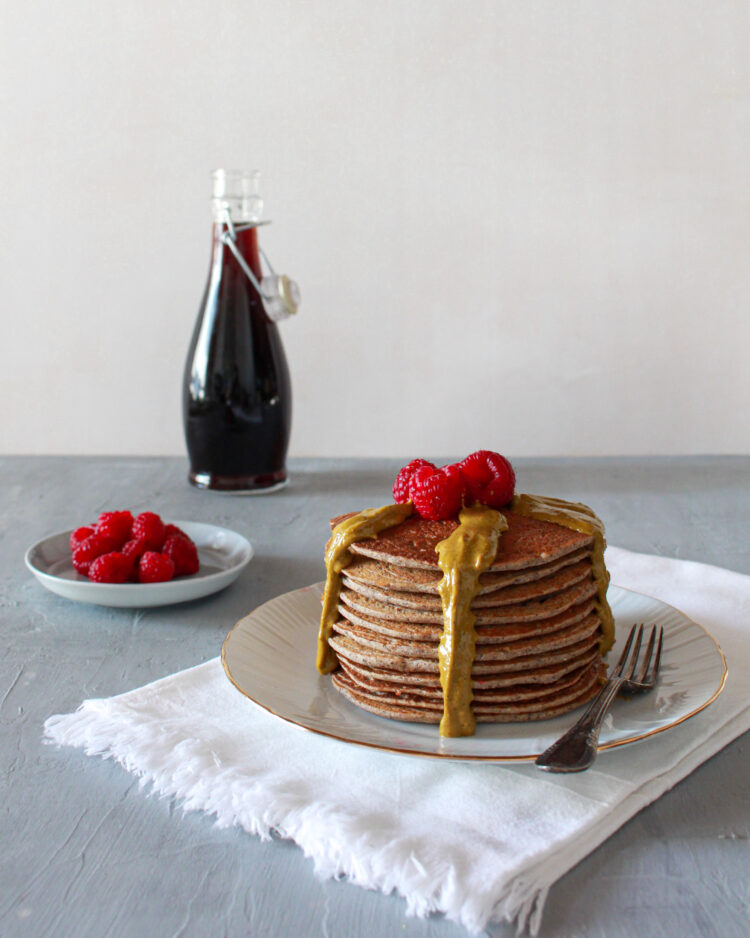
[25,522,253,608]
[222,584,727,762]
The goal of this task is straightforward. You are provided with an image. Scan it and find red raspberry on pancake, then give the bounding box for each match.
[458,450,515,508]
[409,464,464,520]
[392,459,436,504]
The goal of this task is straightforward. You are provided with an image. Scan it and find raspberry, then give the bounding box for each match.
[70,526,95,551]
[88,551,131,584]
[163,523,190,541]
[120,539,148,581]
[138,551,175,583]
[392,459,436,503]
[409,464,465,520]
[132,512,166,551]
[458,450,515,508]
[96,510,133,547]
[162,535,200,576]
[121,538,147,562]
[72,533,119,576]
[121,537,147,564]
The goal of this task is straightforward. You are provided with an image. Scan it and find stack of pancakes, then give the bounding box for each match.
[328,511,608,723]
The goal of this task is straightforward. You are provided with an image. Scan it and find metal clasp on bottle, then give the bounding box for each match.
[220,210,300,322]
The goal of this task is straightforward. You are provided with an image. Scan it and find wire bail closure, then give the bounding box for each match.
[220,210,300,322]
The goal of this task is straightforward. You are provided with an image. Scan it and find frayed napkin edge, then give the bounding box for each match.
[44,701,559,935]
[45,696,750,936]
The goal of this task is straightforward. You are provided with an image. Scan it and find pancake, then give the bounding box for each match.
[332,613,601,661]
[334,510,593,572]
[340,646,603,689]
[339,657,599,702]
[334,659,604,712]
[342,547,591,596]
[328,631,600,675]
[339,577,598,625]
[341,559,594,610]
[336,597,597,644]
[320,489,613,732]
[332,663,604,723]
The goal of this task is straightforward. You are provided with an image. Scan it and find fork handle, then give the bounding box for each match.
[534,677,624,773]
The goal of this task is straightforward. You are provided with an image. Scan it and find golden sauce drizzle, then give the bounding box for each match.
[435,505,508,737]
[316,503,413,674]
[511,493,615,654]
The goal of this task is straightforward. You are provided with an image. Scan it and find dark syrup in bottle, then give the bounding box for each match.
[183,171,292,492]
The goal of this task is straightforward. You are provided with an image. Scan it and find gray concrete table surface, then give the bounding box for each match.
[1,455,749,938]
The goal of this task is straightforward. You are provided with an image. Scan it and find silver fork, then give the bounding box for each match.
[534,624,663,773]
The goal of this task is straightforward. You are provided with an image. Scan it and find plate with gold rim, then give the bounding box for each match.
[221,583,727,762]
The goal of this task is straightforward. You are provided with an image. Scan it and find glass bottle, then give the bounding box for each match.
[183,170,294,492]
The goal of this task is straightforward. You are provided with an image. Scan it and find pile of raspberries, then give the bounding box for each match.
[70,511,200,584]
[393,450,515,521]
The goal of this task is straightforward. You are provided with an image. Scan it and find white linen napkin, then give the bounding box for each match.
[44,547,750,935]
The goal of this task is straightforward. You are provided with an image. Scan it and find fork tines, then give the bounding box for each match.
[617,623,663,691]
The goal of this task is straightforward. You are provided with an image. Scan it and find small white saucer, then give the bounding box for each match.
[25,521,253,608]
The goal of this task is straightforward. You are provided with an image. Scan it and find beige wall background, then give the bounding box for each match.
[1,1,748,458]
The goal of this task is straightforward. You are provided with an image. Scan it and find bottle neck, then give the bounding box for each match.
[211,221,262,283]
